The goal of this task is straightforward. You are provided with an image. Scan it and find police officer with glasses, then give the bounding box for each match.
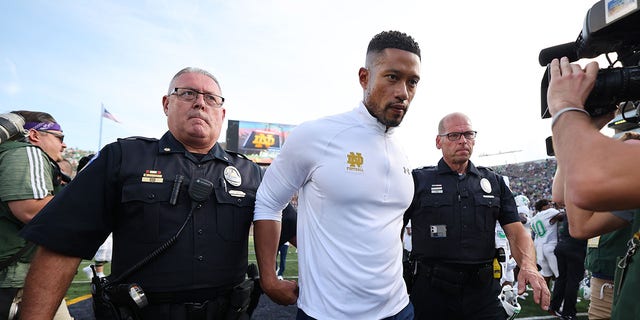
[405,112,549,320]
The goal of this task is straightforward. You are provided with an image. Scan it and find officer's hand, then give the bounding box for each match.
[517,267,550,311]
[260,276,298,305]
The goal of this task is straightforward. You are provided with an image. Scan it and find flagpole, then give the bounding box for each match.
[98,103,104,151]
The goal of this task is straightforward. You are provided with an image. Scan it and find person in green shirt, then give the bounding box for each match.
[552,126,639,320]
[584,222,633,320]
[0,110,71,319]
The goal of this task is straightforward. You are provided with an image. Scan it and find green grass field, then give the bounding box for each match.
[518,289,589,319]
[66,241,588,319]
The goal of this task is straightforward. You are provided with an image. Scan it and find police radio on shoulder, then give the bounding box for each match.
[551,107,590,128]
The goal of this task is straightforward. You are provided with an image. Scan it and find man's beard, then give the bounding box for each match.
[364,95,406,127]
[378,106,405,127]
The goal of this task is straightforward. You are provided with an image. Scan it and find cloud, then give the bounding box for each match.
[1,58,20,95]
[2,83,20,95]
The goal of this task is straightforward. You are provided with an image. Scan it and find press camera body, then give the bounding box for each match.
[0,113,26,143]
[540,0,640,156]
[539,0,640,119]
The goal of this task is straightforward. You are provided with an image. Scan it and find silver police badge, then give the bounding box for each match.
[480,178,492,193]
[224,166,242,187]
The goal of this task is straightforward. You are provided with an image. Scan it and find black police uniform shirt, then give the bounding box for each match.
[404,158,520,264]
[21,132,263,292]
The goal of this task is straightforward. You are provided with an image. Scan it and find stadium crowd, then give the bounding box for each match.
[492,158,557,208]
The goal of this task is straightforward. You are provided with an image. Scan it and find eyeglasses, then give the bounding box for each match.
[438,131,477,141]
[171,88,225,107]
[37,130,65,143]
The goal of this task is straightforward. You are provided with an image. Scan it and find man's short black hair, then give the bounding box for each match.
[367,30,421,60]
[534,199,551,211]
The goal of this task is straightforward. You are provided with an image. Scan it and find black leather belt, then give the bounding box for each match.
[146,286,233,304]
[418,261,493,284]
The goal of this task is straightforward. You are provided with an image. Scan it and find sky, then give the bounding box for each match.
[0,0,610,168]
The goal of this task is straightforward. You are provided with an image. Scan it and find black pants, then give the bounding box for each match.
[551,244,586,317]
[410,263,507,320]
[0,288,20,320]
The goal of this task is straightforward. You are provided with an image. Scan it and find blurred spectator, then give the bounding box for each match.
[0,110,72,319]
[495,221,514,287]
[55,159,72,187]
[403,221,412,253]
[531,199,561,286]
[57,159,73,181]
[514,195,532,232]
[550,215,587,319]
[276,242,289,280]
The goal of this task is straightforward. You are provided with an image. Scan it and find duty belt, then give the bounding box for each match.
[146,286,233,304]
[417,261,494,294]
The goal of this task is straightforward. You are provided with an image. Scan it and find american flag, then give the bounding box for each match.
[102,107,121,123]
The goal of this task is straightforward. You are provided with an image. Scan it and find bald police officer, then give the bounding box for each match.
[405,112,549,320]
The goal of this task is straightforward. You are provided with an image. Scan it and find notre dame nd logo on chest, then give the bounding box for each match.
[346,152,364,173]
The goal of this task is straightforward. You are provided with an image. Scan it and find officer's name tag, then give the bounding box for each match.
[229,190,246,198]
[430,225,447,238]
[483,195,495,198]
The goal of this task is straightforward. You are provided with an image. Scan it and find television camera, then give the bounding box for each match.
[539,0,640,155]
[539,0,640,119]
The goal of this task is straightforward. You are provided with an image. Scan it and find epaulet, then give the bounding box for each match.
[477,166,495,172]
[118,136,158,142]
[414,165,436,171]
[225,149,250,160]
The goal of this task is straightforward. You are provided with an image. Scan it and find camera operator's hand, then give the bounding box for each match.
[547,57,599,116]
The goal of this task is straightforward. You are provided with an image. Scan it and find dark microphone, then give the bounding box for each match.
[169,175,184,205]
[538,42,579,66]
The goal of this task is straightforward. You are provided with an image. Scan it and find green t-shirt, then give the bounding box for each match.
[585,224,633,278]
[611,210,640,320]
[0,141,54,287]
